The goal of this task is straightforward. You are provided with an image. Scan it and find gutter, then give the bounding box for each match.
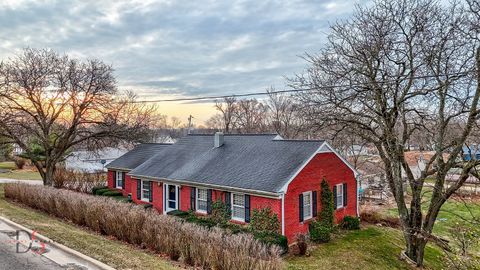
[281,193,285,235]
[129,173,281,199]
[356,174,361,217]
[105,167,131,172]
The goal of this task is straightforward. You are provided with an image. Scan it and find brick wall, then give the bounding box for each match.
[284,152,357,241]
[107,170,114,188]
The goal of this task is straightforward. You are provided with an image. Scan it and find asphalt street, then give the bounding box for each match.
[0,230,63,270]
[0,179,42,185]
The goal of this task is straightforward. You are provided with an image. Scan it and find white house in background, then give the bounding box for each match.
[345,144,369,157]
[154,135,176,144]
[12,144,24,156]
[65,147,129,173]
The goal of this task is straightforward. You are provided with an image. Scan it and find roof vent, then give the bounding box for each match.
[214,132,224,148]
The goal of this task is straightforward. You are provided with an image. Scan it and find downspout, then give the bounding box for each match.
[356,175,360,217]
[281,192,285,236]
[162,183,166,215]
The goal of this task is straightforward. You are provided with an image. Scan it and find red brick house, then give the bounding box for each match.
[106,133,359,242]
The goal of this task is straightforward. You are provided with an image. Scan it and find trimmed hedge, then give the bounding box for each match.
[102,191,123,197]
[4,183,283,270]
[167,210,190,218]
[94,188,111,195]
[92,185,108,194]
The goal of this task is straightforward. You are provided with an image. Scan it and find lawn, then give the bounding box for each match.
[0,184,179,270]
[384,186,480,253]
[0,161,42,180]
[0,170,42,180]
[0,161,15,170]
[286,226,446,270]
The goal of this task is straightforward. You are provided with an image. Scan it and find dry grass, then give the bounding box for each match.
[5,183,283,270]
[52,168,106,193]
[360,210,401,228]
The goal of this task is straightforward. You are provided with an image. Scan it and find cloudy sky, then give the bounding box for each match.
[0,0,361,123]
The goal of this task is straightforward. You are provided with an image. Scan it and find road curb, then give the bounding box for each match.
[0,216,116,270]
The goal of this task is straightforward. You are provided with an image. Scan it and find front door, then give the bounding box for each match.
[165,184,178,213]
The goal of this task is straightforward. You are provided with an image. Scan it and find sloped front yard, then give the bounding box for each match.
[0,183,448,270]
[286,226,446,270]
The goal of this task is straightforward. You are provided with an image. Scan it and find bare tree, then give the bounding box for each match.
[205,113,224,130]
[266,88,306,138]
[234,99,269,133]
[0,49,156,185]
[214,97,237,133]
[331,131,369,169]
[294,0,479,266]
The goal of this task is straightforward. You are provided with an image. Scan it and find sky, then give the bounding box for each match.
[0,0,361,124]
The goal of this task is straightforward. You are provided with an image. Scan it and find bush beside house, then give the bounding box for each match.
[341,216,360,230]
[309,179,335,243]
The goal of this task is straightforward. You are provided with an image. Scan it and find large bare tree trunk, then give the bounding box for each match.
[294,1,480,267]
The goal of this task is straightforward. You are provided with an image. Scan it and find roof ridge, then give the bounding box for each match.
[274,139,325,142]
[139,143,173,145]
[187,133,278,136]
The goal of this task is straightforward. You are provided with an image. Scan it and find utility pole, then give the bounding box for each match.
[187,115,194,134]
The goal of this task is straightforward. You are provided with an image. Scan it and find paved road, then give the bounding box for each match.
[0,231,63,270]
[0,178,42,185]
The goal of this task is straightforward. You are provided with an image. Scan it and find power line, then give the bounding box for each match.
[129,88,310,103]
[128,71,474,103]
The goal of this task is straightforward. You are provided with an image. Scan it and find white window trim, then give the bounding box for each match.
[196,188,208,214]
[231,193,245,222]
[336,184,344,209]
[164,184,179,213]
[116,171,123,189]
[303,191,313,221]
[141,180,151,202]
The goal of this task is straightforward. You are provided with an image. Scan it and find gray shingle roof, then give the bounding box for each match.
[106,143,172,170]
[128,134,324,193]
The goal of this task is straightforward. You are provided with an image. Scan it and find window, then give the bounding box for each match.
[303,191,312,220]
[196,188,208,213]
[232,193,245,222]
[116,171,124,189]
[141,180,151,202]
[336,184,344,209]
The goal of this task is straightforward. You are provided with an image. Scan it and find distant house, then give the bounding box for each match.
[345,144,369,157]
[65,147,130,173]
[463,145,480,161]
[106,133,359,242]
[12,144,24,156]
